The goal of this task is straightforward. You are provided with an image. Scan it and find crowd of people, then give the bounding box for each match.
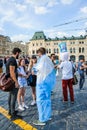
[0,47,87,126]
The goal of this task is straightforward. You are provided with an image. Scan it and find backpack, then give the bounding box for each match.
[0,59,3,68]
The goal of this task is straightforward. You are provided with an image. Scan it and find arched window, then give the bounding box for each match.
[79,48,81,53]
[40,43,42,46]
[79,55,85,60]
[49,49,51,53]
[70,48,72,53]
[54,48,56,53]
[36,43,38,46]
[73,48,75,53]
[82,47,84,53]
[70,55,76,62]
[46,49,48,54]
[32,50,35,54]
[57,48,59,53]
[7,50,9,55]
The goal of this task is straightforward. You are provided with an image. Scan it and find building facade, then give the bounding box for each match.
[27,31,87,61]
[1,32,87,61]
[0,35,28,57]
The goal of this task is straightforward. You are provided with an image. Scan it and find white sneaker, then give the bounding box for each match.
[18,105,25,111]
[31,100,36,106]
[22,104,29,109]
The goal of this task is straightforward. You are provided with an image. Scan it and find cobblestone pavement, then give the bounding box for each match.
[0,72,87,130]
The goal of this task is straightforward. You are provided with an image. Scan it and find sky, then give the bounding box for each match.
[0,0,87,42]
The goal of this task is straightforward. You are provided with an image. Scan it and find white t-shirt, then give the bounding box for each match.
[17,66,27,87]
[59,61,73,80]
[17,66,27,80]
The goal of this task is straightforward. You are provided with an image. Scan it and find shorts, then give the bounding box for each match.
[18,78,27,88]
[30,75,37,87]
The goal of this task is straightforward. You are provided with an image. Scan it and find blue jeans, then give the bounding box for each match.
[8,87,18,116]
[79,73,85,90]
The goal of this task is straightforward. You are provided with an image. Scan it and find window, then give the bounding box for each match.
[7,50,9,55]
[23,52,24,55]
[32,50,35,54]
[73,48,75,53]
[33,43,34,46]
[54,43,58,45]
[46,43,50,45]
[79,55,85,60]
[40,43,42,46]
[57,48,59,53]
[82,47,84,53]
[73,42,75,44]
[49,49,51,53]
[71,42,72,44]
[79,48,81,53]
[70,55,76,62]
[36,43,38,46]
[47,49,48,54]
[54,48,56,53]
[70,48,72,53]
[79,41,84,44]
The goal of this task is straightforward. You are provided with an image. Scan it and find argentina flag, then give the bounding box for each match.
[34,54,56,122]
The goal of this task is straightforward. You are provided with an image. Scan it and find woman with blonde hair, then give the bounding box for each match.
[28,56,37,106]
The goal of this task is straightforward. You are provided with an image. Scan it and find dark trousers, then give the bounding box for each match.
[79,74,85,90]
[86,69,87,75]
[62,79,74,102]
[8,87,18,116]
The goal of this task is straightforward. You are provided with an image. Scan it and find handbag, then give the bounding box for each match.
[0,73,15,92]
[27,74,33,86]
[73,74,78,85]
[71,63,78,85]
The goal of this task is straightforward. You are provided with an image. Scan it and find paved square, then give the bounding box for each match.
[0,73,87,130]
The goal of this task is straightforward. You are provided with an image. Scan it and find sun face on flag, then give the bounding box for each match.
[58,42,69,61]
[59,42,67,53]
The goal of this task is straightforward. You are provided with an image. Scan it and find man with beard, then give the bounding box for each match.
[6,48,21,120]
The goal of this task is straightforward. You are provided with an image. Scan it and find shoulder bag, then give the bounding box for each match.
[0,73,15,92]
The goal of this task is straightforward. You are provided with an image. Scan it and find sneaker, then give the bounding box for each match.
[22,104,29,109]
[33,120,46,126]
[63,100,68,103]
[15,110,19,114]
[8,112,11,116]
[71,101,74,104]
[18,105,25,111]
[31,100,36,106]
[8,110,18,116]
[11,115,22,121]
